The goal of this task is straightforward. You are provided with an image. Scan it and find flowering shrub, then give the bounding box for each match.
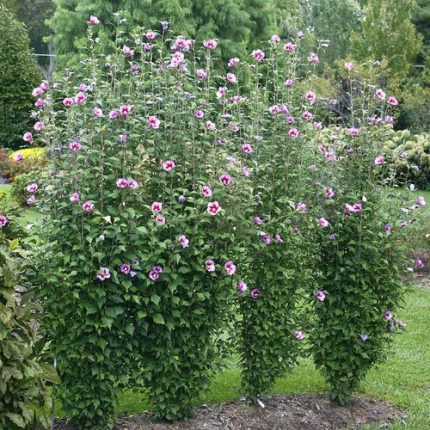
[309,83,425,404]
[25,13,422,428]
[0,209,55,429]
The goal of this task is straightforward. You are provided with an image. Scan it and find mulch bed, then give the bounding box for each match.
[55,394,403,430]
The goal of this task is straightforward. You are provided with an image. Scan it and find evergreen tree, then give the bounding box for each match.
[48,0,281,67]
[0,6,42,149]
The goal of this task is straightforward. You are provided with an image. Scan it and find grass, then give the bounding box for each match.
[115,285,430,429]
[0,183,40,225]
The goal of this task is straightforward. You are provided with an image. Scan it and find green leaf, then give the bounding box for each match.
[152,314,165,325]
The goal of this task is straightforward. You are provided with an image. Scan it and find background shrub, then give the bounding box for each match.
[0,6,42,150]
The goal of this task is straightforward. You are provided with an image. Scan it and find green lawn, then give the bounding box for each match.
[0,183,40,225]
[115,285,430,429]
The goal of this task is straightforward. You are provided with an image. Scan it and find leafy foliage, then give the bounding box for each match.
[0,208,55,429]
[0,7,42,150]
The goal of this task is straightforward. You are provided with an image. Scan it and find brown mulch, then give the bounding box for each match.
[55,394,403,430]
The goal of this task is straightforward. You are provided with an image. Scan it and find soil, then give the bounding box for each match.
[55,394,403,430]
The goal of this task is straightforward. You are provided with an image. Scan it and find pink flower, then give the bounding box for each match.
[206,121,216,131]
[96,267,111,281]
[324,187,335,199]
[120,263,131,275]
[226,73,237,84]
[148,270,160,281]
[82,201,94,212]
[305,91,316,101]
[79,83,88,92]
[374,155,385,165]
[284,79,294,87]
[280,103,289,114]
[313,121,322,130]
[315,290,326,301]
[219,173,232,186]
[0,215,8,228]
[286,115,295,124]
[122,45,134,57]
[178,235,189,248]
[27,183,38,193]
[69,141,81,152]
[119,104,132,118]
[207,201,221,215]
[23,132,33,142]
[88,15,100,25]
[196,69,208,80]
[352,203,362,213]
[251,49,265,61]
[224,261,236,276]
[383,311,393,320]
[27,195,36,205]
[151,202,163,213]
[319,217,329,228]
[194,110,205,119]
[32,87,44,97]
[386,115,394,125]
[216,87,227,98]
[347,127,360,137]
[344,62,354,71]
[416,258,425,269]
[274,233,283,243]
[205,259,216,272]
[269,105,280,115]
[70,192,80,203]
[14,153,23,162]
[155,214,165,225]
[283,42,295,52]
[254,216,263,225]
[375,89,386,100]
[302,111,313,121]
[147,115,160,129]
[201,186,212,198]
[128,179,138,189]
[295,330,304,340]
[63,97,74,107]
[116,178,129,188]
[237,280,248,292]
[271,34,281,43]
[35,98,45,108]
[74,92,87,105]
[262,234,271,245]
[109,110,118,120]
[241,143,253,154]
[228,57,240,68]
[146,31,157,40]
[387,96,398,106]
[93,107,103,117]
[417,196,426,206]
[40,81,49,91]
[384,224,392,233]
[203,39,217,49]
[34,122,44,132]
[162,160,176,171]
[288,128,299,138]
[119,134,128,143]
[297,202,307,212]
[308,52,319,64]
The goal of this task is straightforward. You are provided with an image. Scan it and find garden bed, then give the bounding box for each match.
[56,394,402,430]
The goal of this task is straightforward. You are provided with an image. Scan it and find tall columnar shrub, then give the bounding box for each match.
[0,7,42,149]
[0,208,54,429]
[309,72,425,404]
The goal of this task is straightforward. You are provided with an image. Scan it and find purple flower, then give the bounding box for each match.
[205,259,215,272]
[0,215,8,228]
[178,235,189,248]
[297,202,307,212]
[120,263,131,274]
[224,261,236,276]
[314,290,326,302]
[384,311,393,320]
[237,280,248,293]
[250,288,260,299]
[148,270,159,281]
[262,234,271,245]
[153,265,163,274]
[178,195,186,203]
[384,224,392,233]
[359,334,368,342]
[319,217,329,228]
[295,330,304,340]
[254,216,263,226]
[416,258,425,269]
[274,233,283,243]
[219,173,232,186]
